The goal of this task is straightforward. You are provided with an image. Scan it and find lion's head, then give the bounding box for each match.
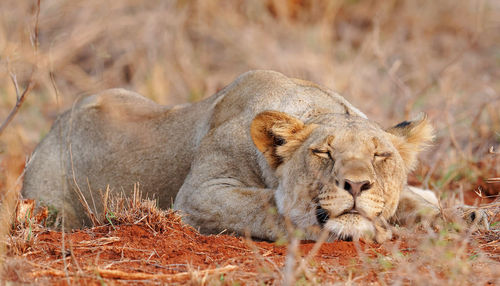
[251,111,433,242]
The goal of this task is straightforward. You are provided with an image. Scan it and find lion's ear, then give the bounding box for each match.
[386,113,434,171]
[251,111,315,169]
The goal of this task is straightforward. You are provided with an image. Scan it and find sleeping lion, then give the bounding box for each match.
[22,70,488,242]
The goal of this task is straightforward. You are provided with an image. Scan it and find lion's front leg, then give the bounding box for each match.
[174,181,289,240]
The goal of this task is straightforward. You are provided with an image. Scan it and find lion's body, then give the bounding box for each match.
[22,70,486,242]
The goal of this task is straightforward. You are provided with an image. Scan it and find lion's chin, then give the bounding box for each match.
[324,214,376,241]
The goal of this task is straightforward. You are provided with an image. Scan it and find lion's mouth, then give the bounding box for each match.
[316,205,386,242]
[316,205,371,227]
[316,205,364,227]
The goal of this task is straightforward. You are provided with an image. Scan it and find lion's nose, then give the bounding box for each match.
[344,179,372,198]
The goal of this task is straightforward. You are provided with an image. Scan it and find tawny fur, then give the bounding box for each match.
[22,70,488,242]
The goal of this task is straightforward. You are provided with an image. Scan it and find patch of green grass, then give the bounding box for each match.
[105,211,116,230]
[45,205,60,228]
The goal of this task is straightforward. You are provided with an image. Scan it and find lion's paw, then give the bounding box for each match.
[443,205,490,231]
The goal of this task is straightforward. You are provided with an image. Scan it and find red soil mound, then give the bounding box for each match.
[4,208,498,285]
[6,209,387,285]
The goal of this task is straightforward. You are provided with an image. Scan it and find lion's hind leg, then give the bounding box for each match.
[393,186,490,231]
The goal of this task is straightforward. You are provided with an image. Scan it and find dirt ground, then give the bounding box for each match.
[8,221,371,285]
[3,197,499,285]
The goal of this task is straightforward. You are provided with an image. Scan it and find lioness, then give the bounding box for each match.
[22,70,486,242]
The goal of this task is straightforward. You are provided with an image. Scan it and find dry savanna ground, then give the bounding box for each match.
[0,0,499,285]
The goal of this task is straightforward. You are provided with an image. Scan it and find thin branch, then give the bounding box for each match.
[9,72,21,100]
[0,0,41,137]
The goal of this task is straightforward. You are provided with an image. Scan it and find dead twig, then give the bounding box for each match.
[0,0,41,137]
[30,265,239,281]
[485,178,500,184]
[78,237,120,246]
[296,229,330,274]
[68,142,101,226]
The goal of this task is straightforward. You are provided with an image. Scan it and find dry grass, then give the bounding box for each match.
[105,185,186,233]
[6,195,498,285]
[1,0,499,284]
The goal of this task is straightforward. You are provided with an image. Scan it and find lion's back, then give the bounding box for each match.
[209,70,366,130]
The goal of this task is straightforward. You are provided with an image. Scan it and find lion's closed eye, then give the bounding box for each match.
[373,151,392,164]
[311,149,334,161]
[374,152,392,158]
